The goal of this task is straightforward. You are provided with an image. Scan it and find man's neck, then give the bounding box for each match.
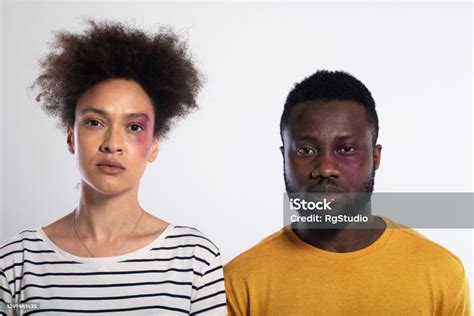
[292,214,386,253]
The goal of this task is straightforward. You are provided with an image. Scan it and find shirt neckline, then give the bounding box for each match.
[37,223,174,264]
[284,216,394,260]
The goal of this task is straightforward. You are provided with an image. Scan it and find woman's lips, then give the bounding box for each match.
[96,164,126,175]
[96,160,126,175]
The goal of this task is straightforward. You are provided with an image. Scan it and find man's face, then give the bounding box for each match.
[282,100,381,195]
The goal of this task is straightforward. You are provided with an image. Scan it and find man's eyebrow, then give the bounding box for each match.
[335,134,355,141]
[293,134,355,142]
[293,135,318,142]
[81,108,150,120]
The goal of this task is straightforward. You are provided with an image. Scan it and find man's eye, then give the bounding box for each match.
[296,147,315,156]
[128,124,144,132]
[338,145,355,153]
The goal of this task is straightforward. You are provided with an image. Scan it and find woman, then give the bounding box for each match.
[0,20,225,315]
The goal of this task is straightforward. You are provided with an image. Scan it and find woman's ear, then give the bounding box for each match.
[148,135,159,162]
[67,127,75,154]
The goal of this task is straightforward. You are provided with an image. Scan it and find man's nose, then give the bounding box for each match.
[311,151,339,179]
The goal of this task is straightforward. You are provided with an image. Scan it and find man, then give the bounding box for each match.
[224,70,470,315]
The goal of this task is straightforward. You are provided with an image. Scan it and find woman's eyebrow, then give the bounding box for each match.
[81,107,150,121]
[125,113,150,121]
[81,107,107,116]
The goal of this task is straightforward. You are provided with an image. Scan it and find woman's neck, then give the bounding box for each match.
[74,181,144,242]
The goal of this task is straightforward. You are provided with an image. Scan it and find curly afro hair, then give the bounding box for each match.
[280,70,379,146]
[33,19,203,137]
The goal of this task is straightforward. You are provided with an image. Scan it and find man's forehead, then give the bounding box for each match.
[285,100,371,140]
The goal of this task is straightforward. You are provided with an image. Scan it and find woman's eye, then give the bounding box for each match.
[85,119,102,127]
[129,124,144,132]
[296,147,315,156]
[338,145,355,153]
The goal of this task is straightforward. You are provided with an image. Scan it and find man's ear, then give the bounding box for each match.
[148,135,159,162]
[373,144,382,170]
[67,127,75,154]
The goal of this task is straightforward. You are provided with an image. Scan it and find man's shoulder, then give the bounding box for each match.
[224,228,288,276]
[387,218,465,272]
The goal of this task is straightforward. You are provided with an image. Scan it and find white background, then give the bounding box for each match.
[1,0,473,303]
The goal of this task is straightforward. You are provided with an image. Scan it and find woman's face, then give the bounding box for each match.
[67,79,158,195]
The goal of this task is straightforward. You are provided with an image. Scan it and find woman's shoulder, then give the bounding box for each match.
[0,229,43,252]
[0,229,49,267]
[163,224,221,258]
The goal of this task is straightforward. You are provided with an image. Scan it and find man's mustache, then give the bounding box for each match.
[307,178,342,192]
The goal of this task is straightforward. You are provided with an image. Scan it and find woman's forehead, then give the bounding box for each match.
[76,79,154,117]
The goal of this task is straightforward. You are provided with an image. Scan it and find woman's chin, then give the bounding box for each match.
[81,178,135,196]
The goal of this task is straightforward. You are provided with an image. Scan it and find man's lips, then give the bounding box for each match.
[305,185,344,205]
[307,184,342,193]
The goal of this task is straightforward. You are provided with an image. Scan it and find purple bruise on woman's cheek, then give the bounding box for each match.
[131,122,153,158]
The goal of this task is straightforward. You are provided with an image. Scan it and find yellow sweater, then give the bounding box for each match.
[224,218,470,315]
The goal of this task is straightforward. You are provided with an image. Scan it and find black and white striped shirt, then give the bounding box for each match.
[0,225,226,315]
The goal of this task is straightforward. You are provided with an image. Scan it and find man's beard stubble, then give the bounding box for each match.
[284,166,376,221]
[283,167,376,194]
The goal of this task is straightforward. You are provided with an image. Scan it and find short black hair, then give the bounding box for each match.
[280,70,379,145]
[33,19,203,137]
